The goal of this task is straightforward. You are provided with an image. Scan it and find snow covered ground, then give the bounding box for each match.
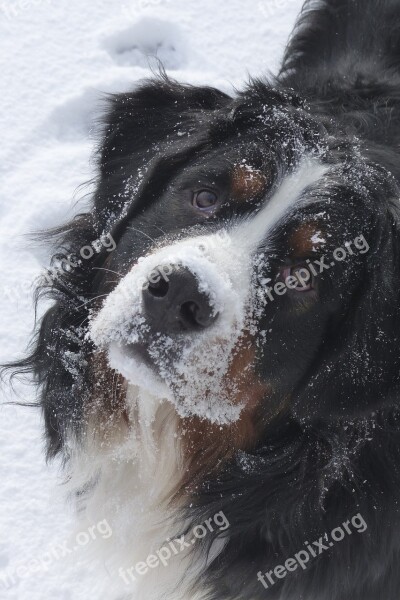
[0,0,303,597]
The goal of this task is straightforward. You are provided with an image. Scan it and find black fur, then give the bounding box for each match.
[9,1,400,598]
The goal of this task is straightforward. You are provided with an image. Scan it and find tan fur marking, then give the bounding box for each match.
[289,222,325,256]
[231,165,268,202]
[179,335,271,488]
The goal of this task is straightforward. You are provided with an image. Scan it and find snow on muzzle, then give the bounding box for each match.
[88,232,254,424]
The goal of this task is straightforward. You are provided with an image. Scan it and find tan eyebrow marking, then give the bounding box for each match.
[289,222,326,256]
[231,164,268,202]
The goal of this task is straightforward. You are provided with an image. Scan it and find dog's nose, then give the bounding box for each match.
[142,266,218,333]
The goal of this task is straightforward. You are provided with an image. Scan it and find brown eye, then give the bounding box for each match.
[193,189,219,212]
[281,263,315,292]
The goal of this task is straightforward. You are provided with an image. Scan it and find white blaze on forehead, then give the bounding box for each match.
[230,157,329,252]
[89,156,328,424]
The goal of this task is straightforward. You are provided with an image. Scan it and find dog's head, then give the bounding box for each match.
[27,77,400,457]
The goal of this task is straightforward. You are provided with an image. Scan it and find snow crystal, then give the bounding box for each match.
[311,231,326,245]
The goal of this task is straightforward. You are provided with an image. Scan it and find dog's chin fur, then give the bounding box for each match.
[8,1,400,599]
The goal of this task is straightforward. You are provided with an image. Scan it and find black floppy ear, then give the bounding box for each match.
[94,76,231,219]
[294,201,400,421]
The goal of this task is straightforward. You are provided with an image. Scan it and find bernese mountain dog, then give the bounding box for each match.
[12,0,400,598]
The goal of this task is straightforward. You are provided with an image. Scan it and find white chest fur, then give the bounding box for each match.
[67,385,216,600]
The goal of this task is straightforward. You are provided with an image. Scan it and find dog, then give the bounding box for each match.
[13,0,400,598]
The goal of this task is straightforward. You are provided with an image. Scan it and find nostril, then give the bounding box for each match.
[147,277,169,298]
[180,300,217,329]
[180,301,201,328]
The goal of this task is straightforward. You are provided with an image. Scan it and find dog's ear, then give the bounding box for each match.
[94,76,231,219]
[294,186,400,421]
[99,76,231,174]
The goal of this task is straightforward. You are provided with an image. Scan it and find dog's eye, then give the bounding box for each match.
[281,263,315,292]
[192,189,219,212]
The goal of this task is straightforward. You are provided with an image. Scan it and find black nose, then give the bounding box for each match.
[142,266,218,333]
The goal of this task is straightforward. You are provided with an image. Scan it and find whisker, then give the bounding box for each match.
[78,315,91,327]
[151,224,167,236]
[75,294,109,310]
[93,267,124,278]
[128,226,158,245]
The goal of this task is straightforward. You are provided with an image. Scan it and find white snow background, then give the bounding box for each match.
[0,0,303,597]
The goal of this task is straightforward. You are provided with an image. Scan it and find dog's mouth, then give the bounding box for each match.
[112,325,265,426]
[108,327,249,424]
